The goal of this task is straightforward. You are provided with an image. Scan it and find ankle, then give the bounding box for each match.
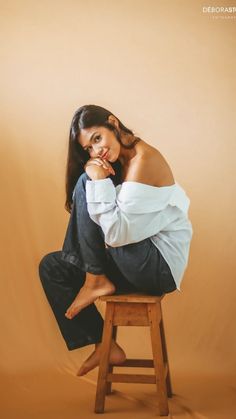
[95,338,115,349]
[85,273,110,285]
[86,272,106,280]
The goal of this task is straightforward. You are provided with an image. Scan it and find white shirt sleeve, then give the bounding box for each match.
[86,178,189,247]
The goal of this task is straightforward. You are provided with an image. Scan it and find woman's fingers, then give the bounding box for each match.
[86,158,115,175]
[86,158,103,166]
[100,159,115,175]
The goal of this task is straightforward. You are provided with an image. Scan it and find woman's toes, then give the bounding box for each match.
[77,365,88,376]
[65,281,116,320]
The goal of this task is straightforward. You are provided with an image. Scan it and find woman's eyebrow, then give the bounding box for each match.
[83,132,98,149]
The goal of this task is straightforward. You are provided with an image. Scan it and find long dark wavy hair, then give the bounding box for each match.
[65,104,140,213]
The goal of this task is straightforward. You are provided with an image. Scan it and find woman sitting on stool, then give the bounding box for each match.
[38,104,193,376]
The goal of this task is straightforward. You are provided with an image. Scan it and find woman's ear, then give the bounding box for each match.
[108,115,119,129]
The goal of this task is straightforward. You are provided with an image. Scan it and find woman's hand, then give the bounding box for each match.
[84,158,115,180]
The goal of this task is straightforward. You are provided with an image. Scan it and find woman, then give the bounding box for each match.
[39,104,193,376]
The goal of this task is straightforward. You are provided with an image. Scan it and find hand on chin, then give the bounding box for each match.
[85,158,115,180]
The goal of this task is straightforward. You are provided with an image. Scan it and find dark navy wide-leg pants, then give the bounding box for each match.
[38,173,176,350]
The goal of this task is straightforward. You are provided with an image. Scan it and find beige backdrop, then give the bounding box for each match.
[1,0,236,418]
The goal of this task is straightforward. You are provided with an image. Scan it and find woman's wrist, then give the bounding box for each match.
[90,174,107,180]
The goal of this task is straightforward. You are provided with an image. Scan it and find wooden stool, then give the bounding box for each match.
[94,293,172,416]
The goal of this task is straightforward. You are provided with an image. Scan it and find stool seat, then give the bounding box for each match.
[94,292,172,416]
[100,292,164,303]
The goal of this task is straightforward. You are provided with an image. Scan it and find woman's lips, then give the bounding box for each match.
[102,150,109,159]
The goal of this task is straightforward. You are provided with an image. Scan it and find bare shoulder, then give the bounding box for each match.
[123,139,175,187]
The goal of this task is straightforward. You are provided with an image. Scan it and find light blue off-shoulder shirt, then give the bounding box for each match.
[84,179,193,292]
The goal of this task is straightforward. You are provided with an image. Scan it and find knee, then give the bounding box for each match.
[74,172,90,195]
[38,251,60,282]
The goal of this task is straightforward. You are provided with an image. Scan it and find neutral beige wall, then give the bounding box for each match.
[1,0,235,386]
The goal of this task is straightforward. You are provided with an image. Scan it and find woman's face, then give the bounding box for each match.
[78,126,121,162]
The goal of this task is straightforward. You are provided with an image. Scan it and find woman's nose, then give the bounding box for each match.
[93,145,103,156]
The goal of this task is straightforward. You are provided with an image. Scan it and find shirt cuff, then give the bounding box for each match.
[86,178,116,203]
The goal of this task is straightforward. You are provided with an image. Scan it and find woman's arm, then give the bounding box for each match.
[85,178,177,247]
[82,155,185,247]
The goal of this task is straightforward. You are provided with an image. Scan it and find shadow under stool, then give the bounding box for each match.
[94,292,172,416]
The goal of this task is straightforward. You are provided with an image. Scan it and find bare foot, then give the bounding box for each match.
[77,340,126,376]
[65,273,115,319]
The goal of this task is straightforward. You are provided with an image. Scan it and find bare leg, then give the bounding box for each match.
[65,272,116,320]
[77,338,126,376]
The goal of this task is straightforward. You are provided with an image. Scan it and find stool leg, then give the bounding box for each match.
[106,326,118,395]
[95,302,115,413]
[160,311,173,397]
[148,303,169,417]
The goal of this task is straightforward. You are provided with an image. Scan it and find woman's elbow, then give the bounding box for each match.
[104,229,128,247]
[104,236,124,247]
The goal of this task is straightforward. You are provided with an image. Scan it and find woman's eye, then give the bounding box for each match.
[85,136,100,152]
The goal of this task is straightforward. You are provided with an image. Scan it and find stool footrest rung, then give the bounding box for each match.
[107,373,157,384]
[118,358,154,367]
[107,363,168,384]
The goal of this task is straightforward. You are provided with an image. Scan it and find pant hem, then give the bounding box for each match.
[66,337,102,351]
[61,252,105,275]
